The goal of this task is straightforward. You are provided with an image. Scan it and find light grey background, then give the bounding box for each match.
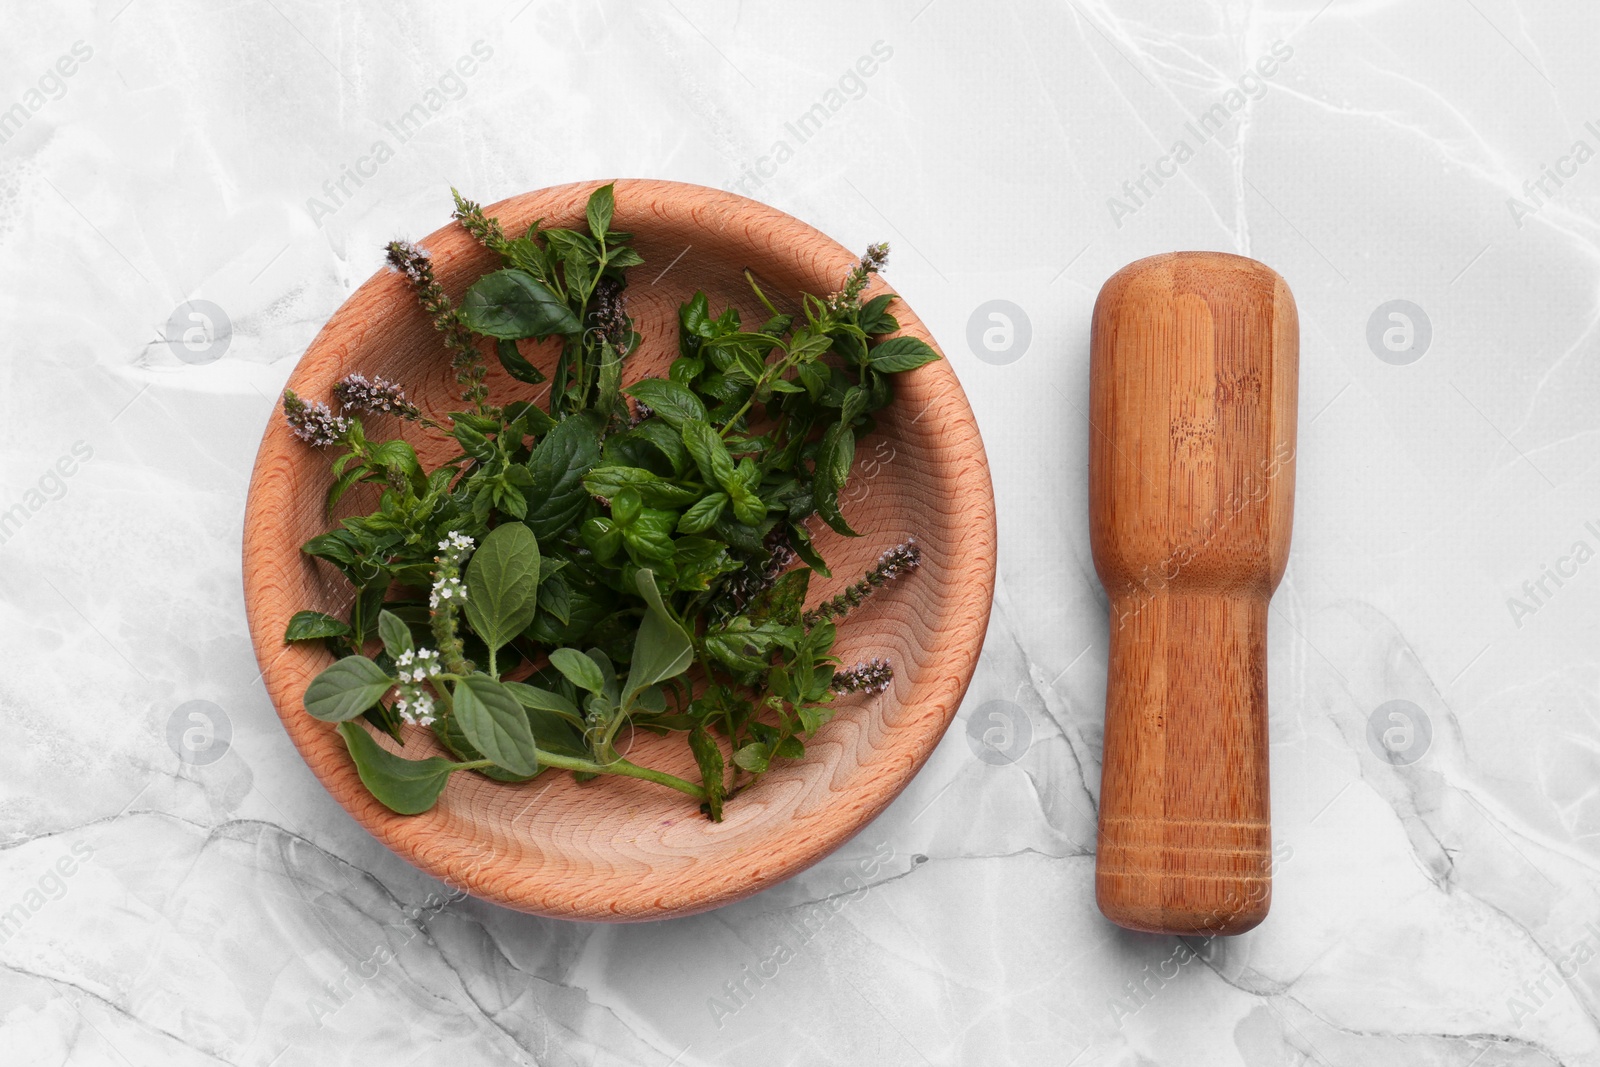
[3,1,1598,1064]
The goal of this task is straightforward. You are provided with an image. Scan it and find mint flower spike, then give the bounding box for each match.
[826,240,891,313]
[450,188,507,251]
[593,275,630,347]
[384,238,489,408]
[333,373,421,419]
[281,388,350,447]
[833,657,894,695]
[802,538,921,626]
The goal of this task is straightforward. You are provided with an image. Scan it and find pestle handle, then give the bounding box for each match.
[1088,252,1298,936]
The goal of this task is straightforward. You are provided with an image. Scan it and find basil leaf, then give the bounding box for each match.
[624,569,693,704]
[284,610,350,643]
[625,379,707,429]
[586,183,615,241]
[548,647,607,694]
[452,673,538,776]
[866,335,941,373]
[305,655,394,722]
[463,522,542,657]
[460,269,580,339]
[377,609,413,660]
[336,722,463,815]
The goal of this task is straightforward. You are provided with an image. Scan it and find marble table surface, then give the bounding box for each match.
[4,1,1598,1064]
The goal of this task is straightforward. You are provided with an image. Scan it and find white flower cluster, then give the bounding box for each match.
[393,647,443,726]
[429,575,467,609]
[394,690,436,727]
[395,647,441,684]
[439,531,476,555]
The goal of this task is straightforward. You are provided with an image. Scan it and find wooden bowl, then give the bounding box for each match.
[242,179,995,921]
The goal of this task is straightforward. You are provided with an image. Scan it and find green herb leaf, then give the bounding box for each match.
[681,419,738,491]
[624,569,694,704]
[305,655,394,722]
[537,570,571,626]
[866,335,941,373]
[732,743,770,774]
[462,522,542,658]
[626,379,708,429]
[704,617,796,673]
[621,507,677,563]
[858,293,899,335]
[524,413,602,540]
[496,338,547,384]
[689,725,726,822]
[503,680,583,725]
[812,424,860,537]
[586,183,615,241]
[787,522,831,577]
[747,568,810,626]
[548,648,607,694]
[285,610,351,643]
[377,609,414,659]
[582,466,700,508]
[676,491,728,534]
[461,269,581,339]
[337,722,464,815]
[452,673,538,776]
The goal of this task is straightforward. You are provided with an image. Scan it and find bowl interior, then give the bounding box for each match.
[243,180,994,920]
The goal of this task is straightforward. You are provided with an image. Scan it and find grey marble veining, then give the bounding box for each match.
[2,0,1598,1064]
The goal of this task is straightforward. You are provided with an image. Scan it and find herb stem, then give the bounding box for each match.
[536,752,707,800]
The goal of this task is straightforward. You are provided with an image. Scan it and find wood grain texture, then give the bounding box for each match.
[1089,251,1298,936]
[241,179,996,921]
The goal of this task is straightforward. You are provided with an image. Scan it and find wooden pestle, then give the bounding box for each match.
[1089,252,1298,936]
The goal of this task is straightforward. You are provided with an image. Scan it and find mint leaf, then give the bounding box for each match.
[676,491,728,534]
[460,269,580,339]
[626,379,707,429]
[285,610,350,643]
[524,412,601,540]
[866,335,940,373]
[586,183,615,241]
